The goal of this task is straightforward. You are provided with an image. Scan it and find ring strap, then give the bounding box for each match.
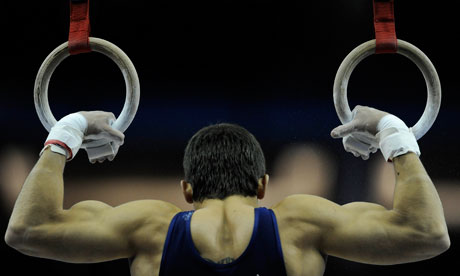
[373,0,397,54]
[68,0,91,55]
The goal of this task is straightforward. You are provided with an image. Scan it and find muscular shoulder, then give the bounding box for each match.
[270,195,338,262]
[68,199,181,222]
[115,200,181,230]
[272,194,341,229]
[272,194,388,233]
[67,199,181,246]
[115,199,181,218]
[114,200,181,252]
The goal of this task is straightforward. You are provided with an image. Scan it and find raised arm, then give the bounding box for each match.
[323,152,448,264]
[275,106,449,265]
[5,112,180,263]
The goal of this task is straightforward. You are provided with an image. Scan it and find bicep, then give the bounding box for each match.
[277,195,425,265]
[321,201,421,265]
[22,201,134,263]
[22,200,179,263]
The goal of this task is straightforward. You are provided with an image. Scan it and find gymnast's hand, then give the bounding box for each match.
[43,111,124,162]
[79,111,125,145]
[330,105,387,160]
[79,111,125,163]
[331,105,388,138]
[331,105,420,161]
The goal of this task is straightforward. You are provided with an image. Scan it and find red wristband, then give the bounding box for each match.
[44,140,73,160]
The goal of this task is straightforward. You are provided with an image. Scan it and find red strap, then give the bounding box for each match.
[373,0,397,54]
[44,140,73,160]
[68,0,91,55]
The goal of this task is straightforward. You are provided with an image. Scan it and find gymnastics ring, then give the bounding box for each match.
[333,39,441,140]
[34,37,140,162]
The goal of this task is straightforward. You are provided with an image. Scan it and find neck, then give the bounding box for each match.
[193,195,259,210]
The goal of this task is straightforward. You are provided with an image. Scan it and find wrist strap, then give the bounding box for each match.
[44,140,73,160]
[40,143,69,159]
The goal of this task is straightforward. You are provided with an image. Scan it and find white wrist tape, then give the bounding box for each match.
[376,115,420,161]
[44,113,88,160]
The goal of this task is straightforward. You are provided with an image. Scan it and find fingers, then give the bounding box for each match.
[77,111,125,164]
[88,141,120,164]
[90,156,112,164]
[102,125,125,144]
[331,105,365,138]
[108,143,120,161]
[343,135,370,155]
[87,133,122,164]
[83,111,124,143]
[332,105,390,159]
[105,112,117,126]
[97,112,123,142]
[332,105,389,138]
[341,134,379,160]
[331,121,356,138]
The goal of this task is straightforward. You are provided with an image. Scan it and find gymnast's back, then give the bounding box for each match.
[128,194,328,276]
[6,110,449,276]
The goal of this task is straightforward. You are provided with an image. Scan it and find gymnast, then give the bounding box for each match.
[4,105,450,276]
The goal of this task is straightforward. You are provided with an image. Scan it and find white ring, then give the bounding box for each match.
[34,37,140,142]
[333,39,441,140]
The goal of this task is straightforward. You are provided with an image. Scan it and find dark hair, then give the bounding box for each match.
[183,123,266,202]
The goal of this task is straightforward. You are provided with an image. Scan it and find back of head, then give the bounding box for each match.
[183,123,266,202]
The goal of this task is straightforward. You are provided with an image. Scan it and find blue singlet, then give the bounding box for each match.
[158,207,287,276]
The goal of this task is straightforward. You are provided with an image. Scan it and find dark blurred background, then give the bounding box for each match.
[1,0,459,275]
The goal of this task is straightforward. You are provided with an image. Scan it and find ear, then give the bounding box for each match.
[257,174,269,200]
[181,180,194,204]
